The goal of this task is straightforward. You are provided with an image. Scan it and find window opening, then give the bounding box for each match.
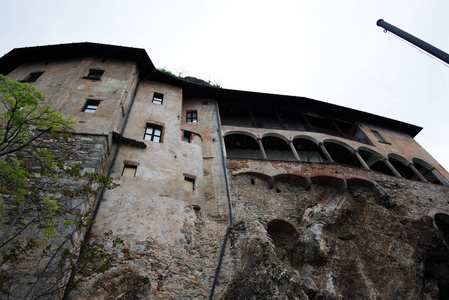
[21,71,44,82]
[372,130,388,143]
[251,179,255,185]
[184,177,195,190]
[144,124,163,142]
[183,131,192,143]
[152,92,164,105]
[85,69,104,80]
[122,165,137,178]
[186,111,198,123]
[82,99,101,113]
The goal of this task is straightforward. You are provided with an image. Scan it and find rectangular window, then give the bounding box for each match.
[144,124,163,143]
[152,92,164,105]
[85,69,104,80]
[122,165,137,178]
[186,111,198,123]
[21,71,44,82]
[371,130,388,143]
[184,177,195,190]
[82,99,101,113]
[183,131,192,143]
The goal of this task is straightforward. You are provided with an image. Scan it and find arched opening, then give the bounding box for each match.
[388,154,415,180]
[224,133,262,159]
[413,158,447,186]
[267,219,299,268]
[324,141,361,168]
[293,138,328,163]
[262,135,295,161]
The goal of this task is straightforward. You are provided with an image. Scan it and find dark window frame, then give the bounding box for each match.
[122,165,137,178]
[152,92,164,105]
[186,111,198,123]
[371,130,390,144]
[20,71,44,82]
[144,123,163,143]
[82,99,101,113]
[84,69,104,80]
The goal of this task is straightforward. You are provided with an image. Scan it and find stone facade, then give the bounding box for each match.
[1,43,449,299]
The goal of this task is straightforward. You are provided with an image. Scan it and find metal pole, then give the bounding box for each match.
[377,19,449,65]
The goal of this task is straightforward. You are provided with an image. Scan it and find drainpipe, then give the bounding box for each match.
[62,69,156,300]
[209,89,234,299]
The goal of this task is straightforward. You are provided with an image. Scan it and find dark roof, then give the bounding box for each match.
[0,42,155,76]
[215,89,422,137]
[148,71,422,137]
[0,42,421,137]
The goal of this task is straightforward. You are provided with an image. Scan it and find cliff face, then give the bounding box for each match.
[71,166,449,300]
[224,173,449,300]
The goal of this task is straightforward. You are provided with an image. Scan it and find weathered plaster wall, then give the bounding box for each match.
[6,58,138,142]
[94,81,208,246]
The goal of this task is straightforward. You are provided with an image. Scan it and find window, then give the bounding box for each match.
[82,100,101,113]
[152,93,164,105]
[184,176,195,190]
[85,69,104,80]
[186,111,198,123]
[21,71,44,82]
[122,165,137,178]
[144,124,163,142]
[183,131,192,143]
[371,130,388,143]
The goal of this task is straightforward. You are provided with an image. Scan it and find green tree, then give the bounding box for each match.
[0,75,120,299]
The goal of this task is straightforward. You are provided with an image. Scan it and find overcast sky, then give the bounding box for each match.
[2,0,449,170]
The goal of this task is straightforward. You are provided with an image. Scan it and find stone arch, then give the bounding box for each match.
[346,177,375,189]
[387,154,415,180]
[310,175,346,192]
[261,132,289,143]
[292,134,320,144]
[358,147,384,167]
[224,133,262,159]
[267,219,299,268]
[293,137,327,163]
[234,171,271,187]
[273,173,310,189]
[261,135,295,161]
[323,140,361,168]
[413,158,448,186]
[222,130,258,140]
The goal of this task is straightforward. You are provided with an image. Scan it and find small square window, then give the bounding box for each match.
[152,93,164,105]
[184,177,195,190]
[83,100,101,113]
[85,69,104,80]
[186,111,198,123]
[183,131,192,143]
[144,124,163,143]
[122,165,137,178]
[21,71,44,82]
[371,130,388,143]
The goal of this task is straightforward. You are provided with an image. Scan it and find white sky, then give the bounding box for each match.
[2,0,449,170]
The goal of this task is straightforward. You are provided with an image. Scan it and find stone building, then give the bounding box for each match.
[1,42,449,299]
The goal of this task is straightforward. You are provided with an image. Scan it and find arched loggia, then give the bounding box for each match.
[323,141,361,168]
[224,133,263,159]
[293,137,328,163]
[413,158,448,186]
[262,135,295,161]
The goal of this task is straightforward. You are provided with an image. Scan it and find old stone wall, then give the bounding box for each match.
[223,163,449,299]
[70,156,449,299]
[0,134,108,299]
